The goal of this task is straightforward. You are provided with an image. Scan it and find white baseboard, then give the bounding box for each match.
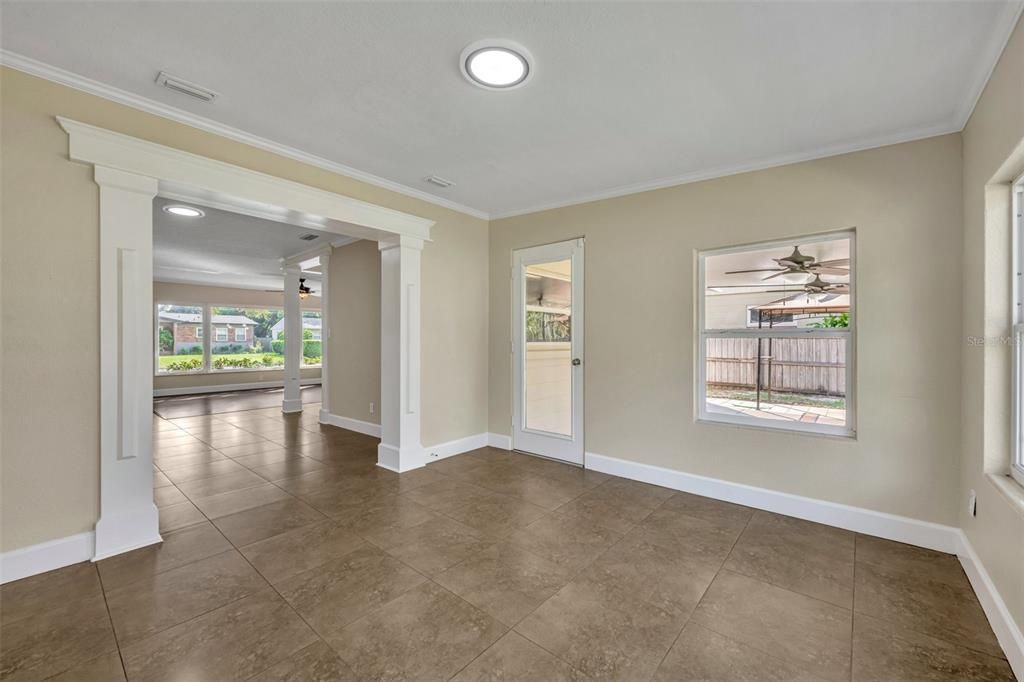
[957,531,1024,679]
[487,433,512,449]
[584,451,961,554]
[153,377,321,397]
[321,412,382,438]
[1,531,95,584]
[426,433,490,461]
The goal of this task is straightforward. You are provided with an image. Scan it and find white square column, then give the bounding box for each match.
[377,236,425,472]
[282,264,303,413]
[93,166,161,560]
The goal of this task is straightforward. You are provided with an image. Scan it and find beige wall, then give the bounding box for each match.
[491,133,964,526]
[0,67,490,552]
[153,282,322,391]
[961,19,1024,636]
[327,240,381,425]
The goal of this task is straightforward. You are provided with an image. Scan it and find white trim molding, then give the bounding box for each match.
[0,50,488,221]
[426,433,490,461]
[487,433,513,450]
[585,451,961,553]
[321,412,382,438]
[957,532,1024,679]
[0,532,95,585]
[153,377,321,398]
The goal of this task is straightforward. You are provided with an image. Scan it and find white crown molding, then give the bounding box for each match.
[490,121,961,220]
[955,0,1024,130]
[0,49,490,221]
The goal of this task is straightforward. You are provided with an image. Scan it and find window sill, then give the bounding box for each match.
[986,473,1024,517]
[695,414,856,440]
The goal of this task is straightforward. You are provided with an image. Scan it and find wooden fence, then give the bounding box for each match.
[706,337,845,396]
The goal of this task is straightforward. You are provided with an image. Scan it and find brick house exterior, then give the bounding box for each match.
[158,312,257,353]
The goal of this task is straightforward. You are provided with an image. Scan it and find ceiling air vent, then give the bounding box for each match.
[155,71,218,102]
[424,175,455,188]
[299,234,320,242]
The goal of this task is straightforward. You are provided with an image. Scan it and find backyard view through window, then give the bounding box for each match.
[156,304,322,374]
[699,232,854,436]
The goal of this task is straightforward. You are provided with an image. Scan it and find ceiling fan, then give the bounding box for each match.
[725,246,849,280]
[263,277,317,298]
[711,274,849,296]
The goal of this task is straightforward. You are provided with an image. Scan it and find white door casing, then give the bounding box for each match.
[512,238,585,465]
[58,117,434,561]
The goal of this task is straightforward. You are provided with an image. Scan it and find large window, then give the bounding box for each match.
[1012,177,1024,485]
[301,311,322,367]
[210,306,282,371]
[156,304,205,374]
[698,231,855,437]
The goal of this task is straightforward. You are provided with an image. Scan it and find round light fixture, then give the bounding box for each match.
[162,205,205,218]
[460,40,533,90]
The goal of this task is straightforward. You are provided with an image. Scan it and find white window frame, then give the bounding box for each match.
[196,325,203,339]
[1011,175,1024,486]
[234,326,247,343]
[214,326,229,343]
[697,229,856,438]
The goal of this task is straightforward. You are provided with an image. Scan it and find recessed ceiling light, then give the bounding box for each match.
[162,205,205,218]
[460,40,533,90]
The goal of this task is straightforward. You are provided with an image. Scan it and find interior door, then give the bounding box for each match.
[512,238,584,465]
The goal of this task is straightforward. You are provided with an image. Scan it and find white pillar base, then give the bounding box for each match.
[93,504,162,561]
[282,398,303,413]
[377,443,426,473]
[319,408,330,424]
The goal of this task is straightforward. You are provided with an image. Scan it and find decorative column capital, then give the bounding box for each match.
[378,235,424,253]
[94,166,158,196]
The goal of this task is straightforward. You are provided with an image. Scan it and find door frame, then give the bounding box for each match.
[59,117,435,561]
[511,238,585,465]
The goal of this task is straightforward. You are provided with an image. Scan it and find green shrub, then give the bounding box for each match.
[303,356,321,366]
[271,339,285,355]
[165,357,202,371]
[159,327,173,352]
[303,340,321,358]
[187,345,203,355]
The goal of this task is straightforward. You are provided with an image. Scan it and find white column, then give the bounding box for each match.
[93,166,161,560]
[377,236,425,472]
[282,265,303,413]
[318,250,332,423]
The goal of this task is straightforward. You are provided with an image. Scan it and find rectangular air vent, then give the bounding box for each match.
[299,234,320,241]
[424,175,455,188]
[155,71,218,102]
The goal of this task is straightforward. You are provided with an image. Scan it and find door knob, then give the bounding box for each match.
[572,358,582,366]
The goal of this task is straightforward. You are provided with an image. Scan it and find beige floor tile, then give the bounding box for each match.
[425,452,490,478]
[191,482,292,519]
[153,484,188,508]
[657,491,754,530]
[120,589,317,681]
[97,521,232,590]
[332,581,505,680]
[105,550,266,644]
[434,541,573,626]
[153,470,173,489]
[364,515,494,575]
[507,511,623,571]
[443,491,550,537]
[245,456,334,482]
[176,469,268,498]
[654,623,819,681]
[690,570,852,681]
[452,631,585,681]
[159,458,249,484]
[854,557,1003,658]
[250,640,359,681]
[398,477,498,514]
[332,494,439,536]
[229,447,301,468]
[724,510,855,607]
[158,500,207,533]
[47,651,126,681]
[297,479,397,518]
[516,577,684,681]
[390,465,449,492]
[554,477,673,533]
[213,497,325,546]
[461,463,589,510]
[852,613,1014,681]
[240,520,367,584]
[277,545,426,639]
[216,440,294,459]
[0,562,102,626]
[0,593,117,680]
[507,453,611,489]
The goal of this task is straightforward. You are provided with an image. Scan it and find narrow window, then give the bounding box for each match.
[155,304,205,375]
[698,231,855,437]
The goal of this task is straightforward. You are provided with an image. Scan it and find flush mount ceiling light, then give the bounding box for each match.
[162,205,205,218]
[460,40,533,90]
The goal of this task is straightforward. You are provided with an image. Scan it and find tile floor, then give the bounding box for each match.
[0,401,1013,681]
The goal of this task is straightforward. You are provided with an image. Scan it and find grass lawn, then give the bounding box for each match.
[706,386,845,409]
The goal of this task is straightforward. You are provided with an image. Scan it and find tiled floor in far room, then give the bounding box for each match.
[0,402,1013,681]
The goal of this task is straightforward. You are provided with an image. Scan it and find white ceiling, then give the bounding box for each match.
[3,1,1021,218]
[153,197,345,292]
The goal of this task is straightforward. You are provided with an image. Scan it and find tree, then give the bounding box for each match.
[159,326,173,353]
[813,313,849,328]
